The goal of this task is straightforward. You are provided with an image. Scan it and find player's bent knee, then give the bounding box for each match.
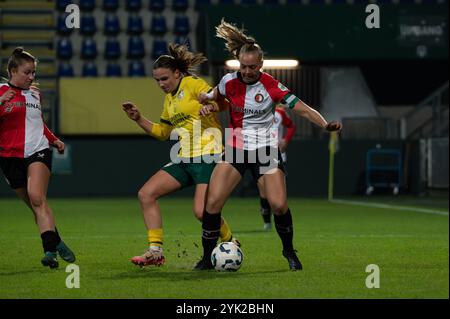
[269,201,287,215]
[28,192,46,208]
[205,195,225,214]
[137,189,159,205]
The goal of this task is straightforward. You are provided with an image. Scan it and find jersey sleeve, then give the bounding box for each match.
[262,74,299,109]
[43,124,58,143]
[150,96,173,141]
[192,77,213,97]
[217,75,227,97]
[278,108,296,142]
[280,92,300,109]
[191,76,220,110]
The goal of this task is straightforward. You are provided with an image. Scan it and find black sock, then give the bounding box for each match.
[40,231,59,253]
[274,208,294,252]
[260,197,271,223]
[202,210,221,262]
[54,227,62,244]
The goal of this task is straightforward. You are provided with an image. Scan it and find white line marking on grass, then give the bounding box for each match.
[331,199,449,216]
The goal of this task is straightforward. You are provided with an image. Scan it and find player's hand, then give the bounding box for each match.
[325,121,342,132]
[53,139,65,154]
[0,89,15,103]
[122,101,141,121]
[198,92,211,104]
[199,104,218,116]
[279,139,288,152]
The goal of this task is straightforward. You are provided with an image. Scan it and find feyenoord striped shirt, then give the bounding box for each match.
[218,71,299,150]
[0,83,57,158]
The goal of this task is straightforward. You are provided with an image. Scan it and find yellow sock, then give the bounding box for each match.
[220,218,232,242]
[148,228,163,248]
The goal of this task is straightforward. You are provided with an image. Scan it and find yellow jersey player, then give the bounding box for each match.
[122,43,238,267]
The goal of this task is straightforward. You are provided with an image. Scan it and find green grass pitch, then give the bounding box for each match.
[0,197,448,298]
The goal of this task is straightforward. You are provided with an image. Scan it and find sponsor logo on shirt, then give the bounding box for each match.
[169,112,191,126]
[231,104,266,115]
[1,101,40,111]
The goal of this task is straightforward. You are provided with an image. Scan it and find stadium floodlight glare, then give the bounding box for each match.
[225,59,299,69]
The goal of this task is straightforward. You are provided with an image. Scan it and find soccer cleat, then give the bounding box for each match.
[282,250,303,271]
[41,252,59,269]
[263,223,272,231]
[131,246,165,267]
[56,241,76,263]
[193,257,214,271]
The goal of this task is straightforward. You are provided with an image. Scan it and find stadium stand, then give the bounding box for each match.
[128,60,147,76]
[106,62,123,76]
[82,61,99,77]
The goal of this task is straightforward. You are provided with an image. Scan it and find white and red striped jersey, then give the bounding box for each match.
[0,83,57,158]
[218,71,299,150]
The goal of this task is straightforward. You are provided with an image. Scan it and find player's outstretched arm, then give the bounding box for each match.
[198,87,218,104]
[122,101,172,140]
[122,101,153,134]
[292,100,342,132]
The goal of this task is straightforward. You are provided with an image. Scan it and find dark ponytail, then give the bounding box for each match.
[6,47,37,79]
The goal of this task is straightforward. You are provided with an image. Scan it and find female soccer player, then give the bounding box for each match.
[195,20,342,271]
[0,47,75,269]
[122,44,237,267]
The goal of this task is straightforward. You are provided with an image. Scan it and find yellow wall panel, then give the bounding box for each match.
[59,78,165,134]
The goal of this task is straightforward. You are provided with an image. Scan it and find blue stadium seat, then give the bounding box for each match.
[127,36,145,59]
[152,39,168,59]
[128,60,146,77]
[80,0,96,11]
[240,0,256,5]
[58,62,74,77]
[104,38,121,60]
[106,62,122,77]
[174,36,192,50]
[126,0,142,11]
[57,13,73,36]
[127,14,144,35]
[80,15,97,36]
[174,16,190,36]
[149,0,165,12]
[104,14,121,36]
[150,15,167,35]
[82,62,98,77]
[56,0,71,11]
[194,0,211,10]
[81,38,98,60]
[57,38,73,60]
[103,0,119,11]
[172,0,189,12]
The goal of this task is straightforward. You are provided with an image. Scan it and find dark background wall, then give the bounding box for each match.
[0,137,416,198]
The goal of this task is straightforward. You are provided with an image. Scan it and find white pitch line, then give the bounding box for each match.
[331,199,449,216]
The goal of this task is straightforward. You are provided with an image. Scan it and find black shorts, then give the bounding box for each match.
[222,145,285,181]
[0,148,52,189]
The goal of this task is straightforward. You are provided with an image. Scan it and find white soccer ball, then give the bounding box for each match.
[211,241,243,271]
